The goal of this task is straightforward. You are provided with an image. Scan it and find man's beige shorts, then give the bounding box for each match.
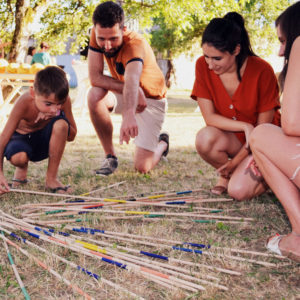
[112,92,167,152]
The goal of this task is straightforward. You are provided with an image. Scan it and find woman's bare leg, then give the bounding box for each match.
[250,124,300,257]
[195,126,242,191]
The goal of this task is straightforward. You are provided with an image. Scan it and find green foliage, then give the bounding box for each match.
[0,0,292,60]
[148,0,292,59]
[0,0,100,57]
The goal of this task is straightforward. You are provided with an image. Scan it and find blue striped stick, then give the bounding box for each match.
[68,226,211,249]
[0,225,146,298]
[18,226,128,271]
[7,230,100,280]
[0,230,94,300]
[1,231,31,300]
[62,227,212,264]
[172,246,203,254]
[17,225,198,291]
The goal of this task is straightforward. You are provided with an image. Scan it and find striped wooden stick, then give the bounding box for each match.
[62,227,240,276]
[25,205,254,221]
[1,231,31,300]
[0,232,94,300]
[60,180,126,203]
[1,227,145,300]
[0,221,203,292]
[65,225,279,268]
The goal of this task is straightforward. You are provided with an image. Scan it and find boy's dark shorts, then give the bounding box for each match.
[4,114,69,162]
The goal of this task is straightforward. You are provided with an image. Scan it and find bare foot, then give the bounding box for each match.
[12,167,28,188]
[279,232,300,262]
[45,178,72,194]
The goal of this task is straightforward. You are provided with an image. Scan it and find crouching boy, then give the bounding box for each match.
[0,66,77,194]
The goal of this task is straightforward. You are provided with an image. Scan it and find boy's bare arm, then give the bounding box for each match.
[0,96,27,192]
[62,96,77,141]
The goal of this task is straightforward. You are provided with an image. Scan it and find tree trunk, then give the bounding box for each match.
[165,59,176,88]
[9,0,30,62]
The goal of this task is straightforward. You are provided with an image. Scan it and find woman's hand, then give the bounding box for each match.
[217,160,236,178]
[242,123,254,148]
[246,157,262,178]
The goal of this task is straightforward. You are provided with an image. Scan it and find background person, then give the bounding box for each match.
[191,12,280,200]
[31,42,51,66]
[87,1,169,176]
[250,1,300,261]
[25,46,36,64]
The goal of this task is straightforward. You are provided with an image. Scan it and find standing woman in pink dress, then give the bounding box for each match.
[250,2,300,261]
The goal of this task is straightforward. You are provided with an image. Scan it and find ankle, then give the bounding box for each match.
[106,154,117,160]
[46,175,58,183]
[291,231,300,237]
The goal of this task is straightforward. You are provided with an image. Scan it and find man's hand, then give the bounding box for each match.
[0,173,10,195]
[119,111,138,145]
[136,88,147,113]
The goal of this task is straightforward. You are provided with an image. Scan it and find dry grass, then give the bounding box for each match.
[0,97,299,299]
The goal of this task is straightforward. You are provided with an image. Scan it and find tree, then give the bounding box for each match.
[0,0,99,62]
[0,0,292,87]
[123,0,291,86]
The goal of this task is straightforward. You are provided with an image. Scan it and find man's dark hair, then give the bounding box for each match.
[34,66,69,103]
[202,12,256,81]
[93,1,124,28]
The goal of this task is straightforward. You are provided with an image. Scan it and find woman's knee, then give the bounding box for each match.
[10,152,29,167]
[250,124,274,150]
[227,181,250,201]
[195,127,218,155]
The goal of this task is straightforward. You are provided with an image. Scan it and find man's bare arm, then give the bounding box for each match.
[88,49,124,93]
[119,61,143,144]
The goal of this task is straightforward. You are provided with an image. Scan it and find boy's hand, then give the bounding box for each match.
[34,112,53,123]
[0,174,10,194]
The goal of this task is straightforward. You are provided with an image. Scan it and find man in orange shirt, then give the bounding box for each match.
[88,1,169,176]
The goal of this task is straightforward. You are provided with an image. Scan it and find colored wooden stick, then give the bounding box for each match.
[25,205,254,221]
[61,180,126,202]
[1,227,144,300]
[0,220,204,292]
[1,231,31,300]
[0,232,94,300]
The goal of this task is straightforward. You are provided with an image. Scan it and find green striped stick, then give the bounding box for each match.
[1,231,31,300]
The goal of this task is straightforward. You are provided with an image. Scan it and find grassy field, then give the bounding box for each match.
[0,96,299,299]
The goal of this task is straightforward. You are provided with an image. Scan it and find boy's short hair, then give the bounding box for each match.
[93,1,124,28]
[34,66,69,103]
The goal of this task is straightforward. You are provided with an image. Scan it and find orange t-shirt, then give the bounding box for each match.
[89,28,167,99]
[191,56,281,143]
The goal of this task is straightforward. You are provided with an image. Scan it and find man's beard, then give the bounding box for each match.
[99,45,122,58]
